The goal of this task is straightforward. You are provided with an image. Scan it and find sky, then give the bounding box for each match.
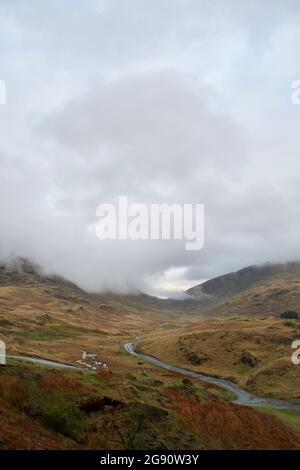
[0,0,300,297]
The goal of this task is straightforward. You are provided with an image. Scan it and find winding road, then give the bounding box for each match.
[6,355,85,370]
[124,342,300,411]
[6,346,300,411]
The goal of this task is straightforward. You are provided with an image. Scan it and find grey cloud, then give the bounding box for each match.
[0,0,300,296]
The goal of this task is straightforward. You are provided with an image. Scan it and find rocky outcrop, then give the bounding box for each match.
[240,351,258,367]
[185,351,209,366]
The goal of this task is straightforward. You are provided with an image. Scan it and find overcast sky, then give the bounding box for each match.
[0,0,300,297]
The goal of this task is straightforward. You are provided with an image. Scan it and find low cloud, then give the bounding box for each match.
[0,1,300,296]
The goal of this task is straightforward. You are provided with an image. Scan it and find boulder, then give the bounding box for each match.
[280,311,299,320]
[240,351,258,367]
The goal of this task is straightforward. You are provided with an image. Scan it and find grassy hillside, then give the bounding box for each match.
[141,316,300,401]
[2,259,300,449]
[1,357,300,450]
[187,263,300,299]
[0,259,195,368]
[186,263,300,317]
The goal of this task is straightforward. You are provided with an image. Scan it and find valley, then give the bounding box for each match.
[1,260,300,450]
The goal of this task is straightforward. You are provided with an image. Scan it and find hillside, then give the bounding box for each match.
[0,258,190,368]
[2,258,300,449]
[187,263,300,299]
[0,258,198,314]
[141,316,300,401]
[186,263,300,317]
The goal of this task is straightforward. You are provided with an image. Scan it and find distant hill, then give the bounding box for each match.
[186,263,300,316]
[0,258,192,313]
[3,258,300,317]
[186,263,300,299]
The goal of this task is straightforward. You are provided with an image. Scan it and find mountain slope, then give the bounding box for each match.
[186,263,300,316]
[2,258,300,449]
[187,263,300,299]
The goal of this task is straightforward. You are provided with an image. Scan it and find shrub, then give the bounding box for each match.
[40,401,87,442]
[0,375,28,410]
[79,395,123,414]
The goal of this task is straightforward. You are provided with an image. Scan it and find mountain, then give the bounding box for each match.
[0,258,175,311]
[3,258,300,318]
[186,262,300,316]
[1,258,300,449]
[186,263,300,299]
[0,257,199,368]
[141,263,300,405]
[0,258,205,314]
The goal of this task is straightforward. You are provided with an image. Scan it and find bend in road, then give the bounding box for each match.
[124,342,300,411]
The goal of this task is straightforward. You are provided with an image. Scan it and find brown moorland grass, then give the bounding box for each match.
[168,389,300,450]
[39,371,89,392]
[2,264,300,449]
[0,398,80,450]
[141,317,300,400]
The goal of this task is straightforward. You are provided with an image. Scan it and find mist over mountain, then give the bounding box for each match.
[1,1,300,296]
[186,263,300,299]
[3,257,300,317]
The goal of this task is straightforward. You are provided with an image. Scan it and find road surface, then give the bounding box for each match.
[6,354,85,370]
[124,342,300,411]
